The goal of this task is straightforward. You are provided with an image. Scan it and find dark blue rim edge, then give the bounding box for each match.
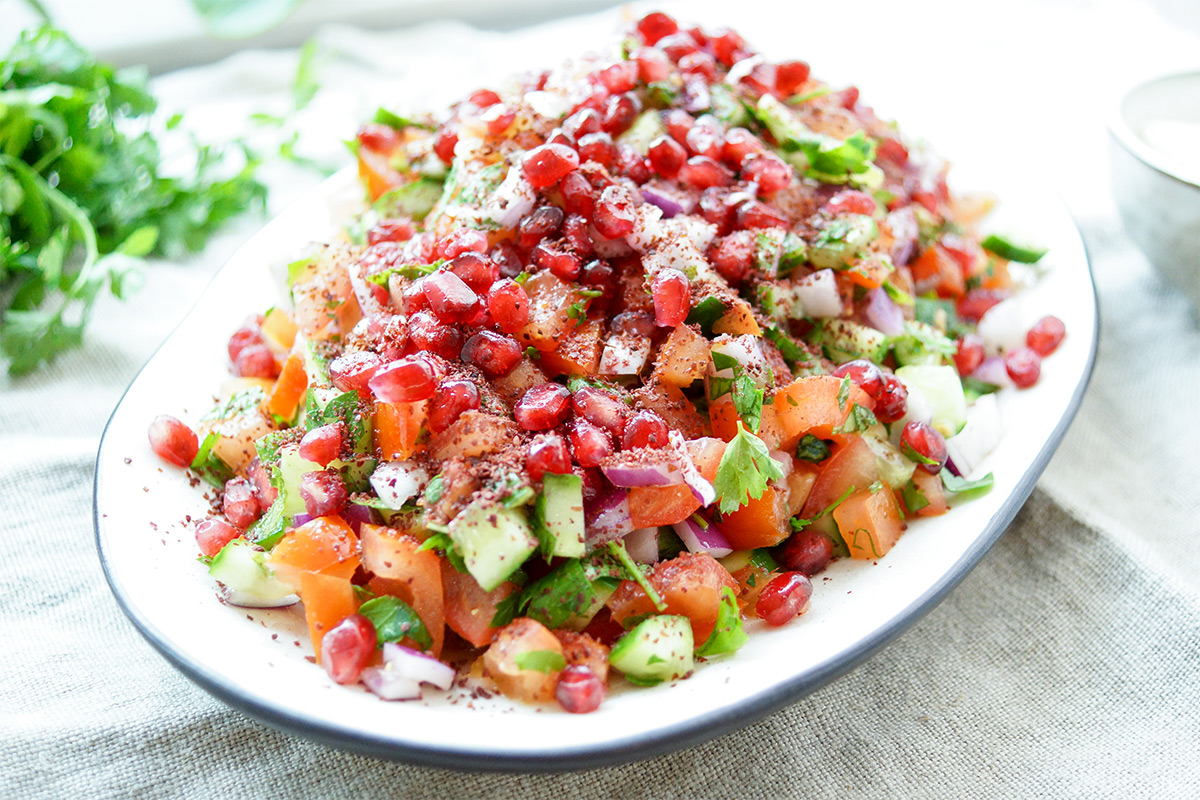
[93,219,1098,777]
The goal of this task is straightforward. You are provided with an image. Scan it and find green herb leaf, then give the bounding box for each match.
[190,431,235,488]
[834,403,878,435]
[901,479,930,513]
[941,471,995,498]
[790,485,855,530]
[731,375,764,434]
[247,494,287,549]
[836,376,851,412]
[357,595,433,651]
[686,296,726,335]
[489,589,523,629]
[513,649,567,674]
[795,434,832,463]
[714,422,786,514]
[980,234,1047,264]
[696,587,748,657]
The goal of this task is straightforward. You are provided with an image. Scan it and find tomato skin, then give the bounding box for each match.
[800,436,880,519]
[628,484,702,528]
[441,561,520,648]
[773,376,872,450]
[607,552,738,643]
[360,524,445,657]
[719,486,790,549]
[831,486,906,559]
[482,618,564,703]
[268,515,360,589]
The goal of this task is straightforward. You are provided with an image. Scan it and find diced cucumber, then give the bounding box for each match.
[891,321,955,367]
[709,83,749,126]
[981,233,1047,264]
[616,110,668,155]
[208,539,296,603]
[373,176,445,221]
[862,432,916,489]
[449,500,539,592]
[533,473,586,558]
[608,615,695,686]
[818,319,889,364]
[300,336,333,389]
[809,214,878,270]
[275,445,377,517]
[895,364,969,437]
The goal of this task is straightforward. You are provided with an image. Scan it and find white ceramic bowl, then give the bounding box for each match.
[1109,70,1200,314]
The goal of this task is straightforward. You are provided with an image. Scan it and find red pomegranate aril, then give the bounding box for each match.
[781,530,833,576]
[227,326,265,363]
[954,334,986,376]
[486,108,515,136]
[195,518,242,558]
[300,469,348,518]
[546,129,576,149]
[247,457,277,511]
[569,418,614,468]
[222,477,261,529]
[593,186,637,239]
[522,143,580,189]
[742,153,793,194]
[556,664,606,714]
[518,205,565,249]
[648,136,687,178]
[330,351,384,398]
[572,386,626,438]
[461,330,523,378]
[823,190,877,217]
[957,288,1010,322]
[560,171,596,217]
[577,131,616,168]
[469,88,501,108]
[614,145,652,183]
[602,93,640,136]
[356,123,401,153]
[235,344,277,378]
[651,268,690,327]
[527,433,573,482]
[658,31,699,61]
[680,156,733,189]
[741,63,777,96]
[562,214,595,257]
[736,199,788,230]
[836,86,860,109]
[636,11,678,45]
[148,415,199,467]
[400,278,429,315]
[831,359,886,398]
[533,242,583,281]
[874,373,909,424]
[428,380,481,434]
[611,310,655,338]
[366,218,416,245]
[515,383,573,431]
[598,61,638,94]
[900,421,948,474]
[487,279,531,334]
[437,228,488,260]
[663,109,694,144]
[299,424,344,468]
[709,27,746,66]
[1027,315,1066,356]
[563,108,603,141]
[622,410,669,449]
[423,270,481,324]
[708,232,755,283]
[698,187,737,234]
[368,356,438,402]
[685,121,723,161]
[449,252,499,293]
[492,240,526,278]
[678,50,717,81]
[433,126,458,164]
[632,46,671,83]
[774,60,811,96]
[721,127,763,167]
[321,614,377,685]
[876,137,909,166]
[755,572,814,626]
[1004,346,1042,389]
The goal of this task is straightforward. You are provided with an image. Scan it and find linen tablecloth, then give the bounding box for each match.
[3,1,1199,796]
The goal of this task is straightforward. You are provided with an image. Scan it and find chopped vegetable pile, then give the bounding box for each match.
[149,11,1066,713]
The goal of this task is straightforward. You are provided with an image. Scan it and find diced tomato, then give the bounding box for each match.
[538,319,604,376]
[719,486,790,549]
[268,515,360,589]
[265,353,308,422]
[800,435,879,519]
[441,561,520,648]
[260,308,298,351]
[359,524,445,657]
[903,468,948,517]
[555,630,610,683]
[711,299,761,336]
[298,571,360,663]
[482,618,564,703]
[374,399,427,460]
[730,562,775,617]
[831,485,905,559]
[773,375,872,450]
[908,244,965,298]
[607,552,738,643]
[785,460,819,516]
[685,437,726,483]
[628,484,702,528]
[357,147,406,202]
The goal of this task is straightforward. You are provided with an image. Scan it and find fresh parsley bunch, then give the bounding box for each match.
[0,25,266,375]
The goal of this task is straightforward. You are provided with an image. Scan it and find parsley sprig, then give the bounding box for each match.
[713,421,785,514]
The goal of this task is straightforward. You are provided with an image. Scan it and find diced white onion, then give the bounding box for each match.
[977,298,1030,355]
[483,167,537,230]
[945,394,1004,477]
[381,642,456,690]
[599,337,651,375]
[524,90,570,120]
[370,461,429,510]
[623,528,660,563]
[793,269,843,318]
[360,666,422,701]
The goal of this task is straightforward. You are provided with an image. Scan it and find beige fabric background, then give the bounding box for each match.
[3,1,1199,796]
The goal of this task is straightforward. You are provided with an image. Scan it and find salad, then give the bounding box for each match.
[147,11,1065,714]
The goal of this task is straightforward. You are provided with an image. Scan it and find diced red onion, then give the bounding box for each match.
[381,642,456,690]
[585,488,633,547]
[601,455,687,488]
[292,512,313,527]
[220,587,299,608]
[769,449,794,486]
[794,269,842,318]
[641,187,685,219]
[887,207,918,266]
[669,430,715,506]
[672,515,733,559]
[623,527,660,563]
[864,288,906,336]
[971,356,1014,389]
[343,502,380,534]
[360,666,422,701]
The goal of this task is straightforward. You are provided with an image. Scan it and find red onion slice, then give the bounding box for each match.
[624,527,660,563]
[343,502,381,534]
[641,186,685,219]
[672,515,733,559]
[360,666,422,701]
[585,488,633,547]
[864,288,906,336]
[668,431,716,506]
[601,455,687,488]
[971,356,1014,389]
[220,587,299,608]
[291,512,313,527]
[381,642,456,690]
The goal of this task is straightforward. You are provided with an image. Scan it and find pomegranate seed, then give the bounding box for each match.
[598,61,637,94]
[721,127,762,167]
[876,137,909,166]
[546,129,576,149]
[611,310,655,338]
[368,356,438,402]
[680,156,733,189]
[577,131,617,168]
[234,344,277,378]
[957,288,1010,323]
[562,214,594,257]
[1004,346,1042,389]
[433,126,458,164]
[533,242,583,281]
[709,28,746,66]
[831,359,886,399]
[741,63,777,96]
[437,228,488,260]
[823,190,877,217]
[449,252,499,293]
[527,433,572,481]
[148,415,199,467]
[300,470,347,518]
[614,145,652,183]
[555,664,606,714]
[663,109,694,144]
[366,218,415,245]
[755,572,814,626]
[774,60,811,96]
[900,421,948,474]
[400,278,430,315]
[1027,315,1066,356]
[563,108,603,142]
[874,374,908,424]
[491,240,526,278]
[487,279,531,334]
[685,117,724,160]
[222,477,261,529]
[461,330,522,378]
[657,31,699,61]
[836,86,860,110]
[299,423,343,467]
[330,351,384,398]
[593,186,637,239]
[321,614,377,684]
[632,46,671,83]
[636,11,678,45]
[469,89,501,108]
[622,410,669,449]
[736,199,788,230]
[423,270,481,324]
[742,154,793,194]
[408,310,463,357]
[522,143,580,189]
[227,326,264,363]
[781,530,833,576]
[708,232,755,283]
[651,268,690,327]
[572,386,627,438]
[515,383,572,431]
[569,418,614,468]
[518,206,565,249]
[195,518,242,558]
[698,187,737,234]
[356,123,401,153]
[247,457,277,511]
[428,380,481,433]
[560,171,596,216]
[648,136,687,178]
[678,50,717,82]
[953,334,986,376]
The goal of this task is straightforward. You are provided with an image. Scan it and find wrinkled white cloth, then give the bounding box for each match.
[3,1,1199,797]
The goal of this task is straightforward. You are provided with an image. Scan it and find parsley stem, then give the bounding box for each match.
[607,540,667,612]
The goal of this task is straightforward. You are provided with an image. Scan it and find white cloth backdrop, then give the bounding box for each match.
[3,1,1199,796]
